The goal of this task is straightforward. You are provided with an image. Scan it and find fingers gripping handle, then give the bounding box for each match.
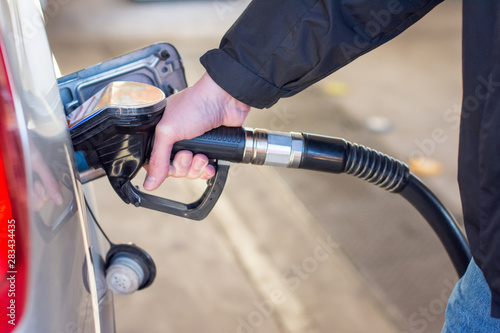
[117,127,244,220]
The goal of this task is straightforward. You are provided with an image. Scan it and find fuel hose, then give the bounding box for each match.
[172,126,471,276]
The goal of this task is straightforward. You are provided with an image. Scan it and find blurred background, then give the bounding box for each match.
[46,1,462,332]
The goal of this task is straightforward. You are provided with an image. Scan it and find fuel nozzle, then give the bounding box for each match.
[69,81,165,202]
[68,81,231,220]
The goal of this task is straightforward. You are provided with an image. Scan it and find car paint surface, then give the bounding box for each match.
[0,1,114,332]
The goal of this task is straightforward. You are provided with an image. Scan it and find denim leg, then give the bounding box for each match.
[442,259,500,332]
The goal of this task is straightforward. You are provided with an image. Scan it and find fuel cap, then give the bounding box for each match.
[105,243,156,295]
[106,256,145,295]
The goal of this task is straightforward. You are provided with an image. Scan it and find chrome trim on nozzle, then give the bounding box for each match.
[241,128,304,168]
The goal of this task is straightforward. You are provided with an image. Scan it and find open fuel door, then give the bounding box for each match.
[58,42,187,115]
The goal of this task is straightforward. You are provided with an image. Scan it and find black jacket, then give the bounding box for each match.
[201,0,500,317]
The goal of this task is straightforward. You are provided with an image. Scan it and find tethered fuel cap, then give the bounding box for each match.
[106,256,146,295]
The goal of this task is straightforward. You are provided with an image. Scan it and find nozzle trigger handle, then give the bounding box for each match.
[119,160,230,220]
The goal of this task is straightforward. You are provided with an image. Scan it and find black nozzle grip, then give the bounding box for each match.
[171,126,246,163]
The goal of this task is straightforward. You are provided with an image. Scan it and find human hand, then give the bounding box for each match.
[143,72,250,191]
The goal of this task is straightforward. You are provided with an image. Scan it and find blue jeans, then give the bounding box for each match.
[442,259,500,332]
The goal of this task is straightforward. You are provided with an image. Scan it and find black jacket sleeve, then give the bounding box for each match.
[200,0,443,109]
[460,0,500,318]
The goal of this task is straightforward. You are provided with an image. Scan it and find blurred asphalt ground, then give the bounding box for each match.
[46,1,463,332]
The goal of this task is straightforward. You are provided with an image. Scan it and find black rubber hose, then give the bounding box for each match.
[399,174,471,276]
[155,127,473,275]
[342,141,470,276]
[344,142,410,193]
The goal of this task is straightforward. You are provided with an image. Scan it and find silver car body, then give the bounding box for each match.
[0,0,114,332]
